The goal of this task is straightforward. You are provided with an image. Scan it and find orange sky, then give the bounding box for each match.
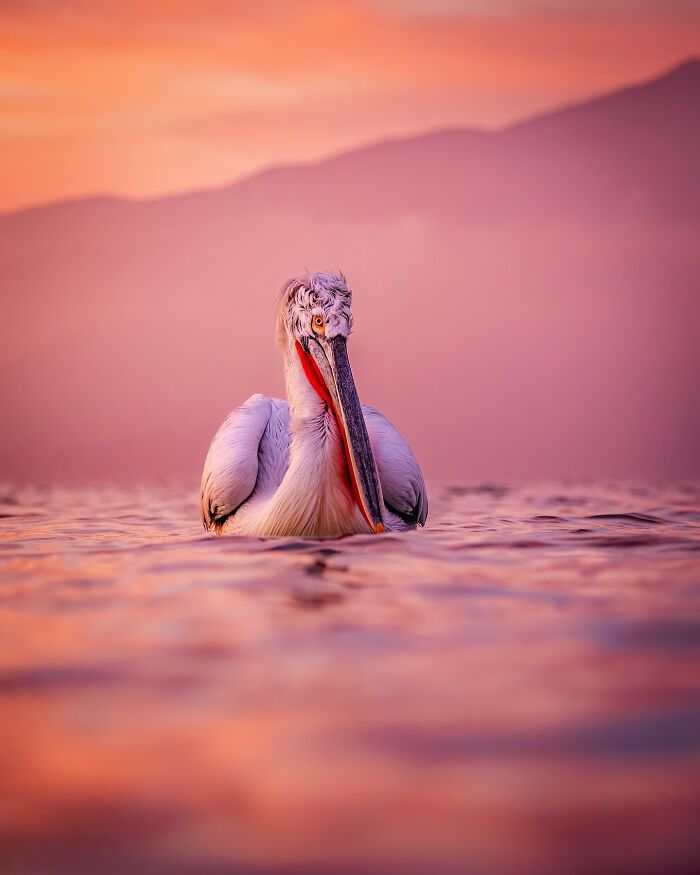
[1,0,698,213]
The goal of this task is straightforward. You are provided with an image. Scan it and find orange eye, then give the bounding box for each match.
[312,314,325,333]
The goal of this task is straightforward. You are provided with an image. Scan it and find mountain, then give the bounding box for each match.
[1,60,699,483]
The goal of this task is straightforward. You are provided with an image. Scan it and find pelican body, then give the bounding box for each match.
[200,271,427,537]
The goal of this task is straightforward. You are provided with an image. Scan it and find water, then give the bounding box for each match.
[1,482,699,875]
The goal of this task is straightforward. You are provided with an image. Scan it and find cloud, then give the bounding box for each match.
[1,0,699,211]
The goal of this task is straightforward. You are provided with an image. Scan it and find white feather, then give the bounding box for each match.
[200,394,273,529]
[200,271,428,537]
[363,406,428,528]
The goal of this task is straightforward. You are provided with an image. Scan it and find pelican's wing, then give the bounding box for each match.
[200,394,275,531]
[362,405,428,527]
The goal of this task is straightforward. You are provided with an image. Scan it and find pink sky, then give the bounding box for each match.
[1,0,699,212]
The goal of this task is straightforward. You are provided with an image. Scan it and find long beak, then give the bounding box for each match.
[302,335,385,533]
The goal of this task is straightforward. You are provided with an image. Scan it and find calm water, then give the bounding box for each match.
[1,482,699,875]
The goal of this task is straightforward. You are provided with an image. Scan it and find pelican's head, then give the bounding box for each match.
[276,271,384,534]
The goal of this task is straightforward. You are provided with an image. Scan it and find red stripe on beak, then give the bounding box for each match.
[295,340,375,531]
[295,340,333,407]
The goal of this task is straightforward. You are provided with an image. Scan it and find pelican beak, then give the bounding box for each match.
[300,335,385,533]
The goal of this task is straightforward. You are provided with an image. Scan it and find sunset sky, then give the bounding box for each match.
[1,0,699,213]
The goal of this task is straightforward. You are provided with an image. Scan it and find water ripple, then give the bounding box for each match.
[0,480,699,875]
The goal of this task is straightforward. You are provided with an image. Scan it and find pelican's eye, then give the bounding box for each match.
[311,314,325,334]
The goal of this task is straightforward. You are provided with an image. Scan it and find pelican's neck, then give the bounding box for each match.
[283,339,327,424]
[256,341,366,537]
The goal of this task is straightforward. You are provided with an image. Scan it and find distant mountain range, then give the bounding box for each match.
[1,60,699,483]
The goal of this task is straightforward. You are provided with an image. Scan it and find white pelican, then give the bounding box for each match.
[200,271,427,537]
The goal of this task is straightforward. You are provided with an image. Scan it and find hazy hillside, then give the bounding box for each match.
[1,61,699,483]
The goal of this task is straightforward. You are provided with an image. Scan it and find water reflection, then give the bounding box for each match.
[0,482,699,874]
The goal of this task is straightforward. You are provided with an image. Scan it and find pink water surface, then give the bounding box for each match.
[1,482,699,874]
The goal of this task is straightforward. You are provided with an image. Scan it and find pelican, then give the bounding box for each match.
[200,271,427,537]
